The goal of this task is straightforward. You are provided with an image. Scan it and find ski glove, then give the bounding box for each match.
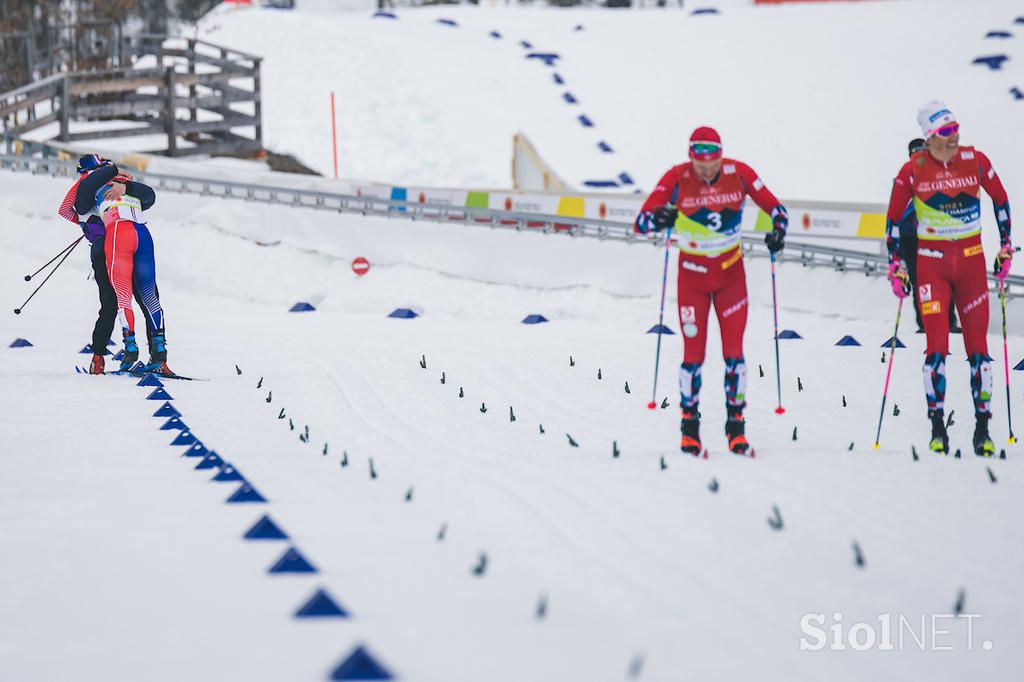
[994,245,1013,284]
[80,215,105,243]
[765,205,788,254]
[888,262,911,299]
[650,204,678,231]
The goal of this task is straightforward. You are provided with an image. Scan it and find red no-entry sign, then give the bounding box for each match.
[352,257,370,276]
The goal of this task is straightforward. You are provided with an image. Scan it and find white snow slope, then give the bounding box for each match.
[1,169,1022,681]
[200,0,1024,199]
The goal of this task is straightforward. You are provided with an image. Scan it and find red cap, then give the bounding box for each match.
[688,126,723,161]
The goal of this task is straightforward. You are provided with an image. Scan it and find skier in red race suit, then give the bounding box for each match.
[885,101,1012,456]
[635,127,788,455]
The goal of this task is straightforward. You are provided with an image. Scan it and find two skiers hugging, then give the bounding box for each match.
[58,154,172,378]
[61,99,1012,458]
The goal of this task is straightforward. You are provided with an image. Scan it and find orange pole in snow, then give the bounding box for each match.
[330,91,338,179]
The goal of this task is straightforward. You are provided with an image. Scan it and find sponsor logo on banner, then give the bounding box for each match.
[922,300,943,315]
[919,284,932,302]
[963,244,984,257]
[680,306,696,323]
[800,212,843,231]
[919,248,943,259]
[682,261,708,273]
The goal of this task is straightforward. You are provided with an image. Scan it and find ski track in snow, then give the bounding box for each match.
[2,172,1023,681]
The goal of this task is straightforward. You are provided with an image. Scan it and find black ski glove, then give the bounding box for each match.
[765,205,788,254]
[650,204,678,231]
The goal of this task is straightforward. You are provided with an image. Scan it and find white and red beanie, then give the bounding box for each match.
[917,100,956,138]
[688,126,723,161]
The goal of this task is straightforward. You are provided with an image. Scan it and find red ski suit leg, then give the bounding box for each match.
[917,235,989,357]
[677,247,748,363]
[104,219,138,333]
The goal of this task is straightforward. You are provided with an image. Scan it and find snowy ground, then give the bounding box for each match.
[199,0,1024,199]
[2,170,1022,681]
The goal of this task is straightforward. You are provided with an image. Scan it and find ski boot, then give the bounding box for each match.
[139,329,173,376]
[973,413,996,457]
[680,409,702,456]
[120,329,139,371]
[88,353,105,375]
[929,410,949,454]
[725,406,750,455]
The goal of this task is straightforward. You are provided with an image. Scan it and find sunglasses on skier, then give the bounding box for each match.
[931,122,960,138]
[689,142,723,160]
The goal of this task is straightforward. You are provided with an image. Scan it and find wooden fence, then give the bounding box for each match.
[0,34,262,157]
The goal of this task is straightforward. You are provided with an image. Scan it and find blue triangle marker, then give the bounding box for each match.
[521,314,548,324]
[170,430,197,446]
[137,374,163,387]
[387,308,418,319]
[777,330,802,339]
[880,336,906,348]
[153,402,181,418]
[972,54,1009,71]
[835,335,861,346]
[113,350,125,361]
[9,338,33,348]
[329,645,394,680]
[289,302,316,312]
[212,464,244,483]
[182,441,208,458]
[295,588,348,618]
[244,514,288,540]
[160,416,188,431]
[194,452,223,470]
[1014,358,1024,371]
[647,324,675,335]
[227,483,266,503]
[268,547,316,574]
[146,387,173,401]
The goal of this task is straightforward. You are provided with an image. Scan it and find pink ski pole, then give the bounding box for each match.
[873,297,904,449]
[999,280,1016,443]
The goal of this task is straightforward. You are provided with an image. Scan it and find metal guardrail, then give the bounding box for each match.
[2,151,1021,295]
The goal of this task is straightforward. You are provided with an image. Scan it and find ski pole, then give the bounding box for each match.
[13,237,83,315]
[24,236,83,281]
[999,280,1015,443]
[769,251,785,414]
[873,297,904,449]
[648,224,675,410]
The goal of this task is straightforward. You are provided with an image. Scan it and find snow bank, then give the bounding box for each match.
[200,0,1024,203]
